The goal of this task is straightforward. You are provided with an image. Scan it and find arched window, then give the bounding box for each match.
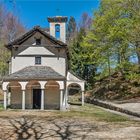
[55,24,60,39]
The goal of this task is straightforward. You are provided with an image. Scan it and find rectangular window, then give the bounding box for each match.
[36,39,41,45]
[35,56,41,65]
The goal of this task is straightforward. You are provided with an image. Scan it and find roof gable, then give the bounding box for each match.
[5,26,67,50]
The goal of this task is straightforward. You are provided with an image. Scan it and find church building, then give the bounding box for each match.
[2,16,85,110]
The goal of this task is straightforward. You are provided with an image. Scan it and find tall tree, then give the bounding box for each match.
[82,0,138,80]
[0,2,26,77]
[79,12,92,31]
[69,13,94,87]
[66,16,77,42]
[126,0,140,67]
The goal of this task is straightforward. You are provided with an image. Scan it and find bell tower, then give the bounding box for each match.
[47,16,68,43]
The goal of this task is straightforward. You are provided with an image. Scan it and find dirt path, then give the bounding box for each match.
[0,111,139,140]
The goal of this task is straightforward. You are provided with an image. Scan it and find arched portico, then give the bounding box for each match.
[2,79,65,110]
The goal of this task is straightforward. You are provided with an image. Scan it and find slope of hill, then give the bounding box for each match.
[86,72,140,101]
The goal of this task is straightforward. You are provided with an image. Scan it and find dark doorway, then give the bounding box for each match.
[33,89,41,109]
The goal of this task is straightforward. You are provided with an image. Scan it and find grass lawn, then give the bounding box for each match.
[0,104,3,111]
[0,103,135,122]
[58,104,131,122]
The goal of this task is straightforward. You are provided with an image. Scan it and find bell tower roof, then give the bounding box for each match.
[47,16,68,23]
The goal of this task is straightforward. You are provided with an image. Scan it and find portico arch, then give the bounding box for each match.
[7,81,22,109]
[44,81,60,109]
[68,83,81,95]
[67,83,82,105]
[26,81,41,109]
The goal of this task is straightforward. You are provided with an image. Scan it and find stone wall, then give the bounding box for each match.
[85,98,140,118]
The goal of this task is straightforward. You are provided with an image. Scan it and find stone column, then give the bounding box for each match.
[65,88,69,108]
[4,91,7,110]
[81,91,84,106]
[19,82,28,110]
[8,92,11,106]
[22,90,25,110]
[60,89,64,110]
[41,89,45,110]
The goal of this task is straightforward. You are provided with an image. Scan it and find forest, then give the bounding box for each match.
[0,0,140,100]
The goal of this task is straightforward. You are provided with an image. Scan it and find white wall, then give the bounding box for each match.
[19,47,55,55]
[11,46,66,76]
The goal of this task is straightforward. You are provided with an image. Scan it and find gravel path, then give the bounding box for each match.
[0,111,139,140]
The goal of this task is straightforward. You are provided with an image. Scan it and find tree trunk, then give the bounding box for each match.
[136,41,140,70]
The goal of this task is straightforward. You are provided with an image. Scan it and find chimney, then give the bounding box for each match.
[47,16,68,43]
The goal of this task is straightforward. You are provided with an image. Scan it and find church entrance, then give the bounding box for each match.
[33,89,41,109]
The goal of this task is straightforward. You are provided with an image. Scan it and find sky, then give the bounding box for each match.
[3,0,100,29]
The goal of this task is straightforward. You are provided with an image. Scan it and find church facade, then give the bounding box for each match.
[2,16,85,110]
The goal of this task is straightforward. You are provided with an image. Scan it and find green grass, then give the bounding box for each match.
[58,104,130,122]
[0,104,4,110]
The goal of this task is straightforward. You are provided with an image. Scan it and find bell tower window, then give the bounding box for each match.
[55,24,60,39]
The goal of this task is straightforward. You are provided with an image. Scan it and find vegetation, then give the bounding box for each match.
[68,0,140,99]
[67,13,94,88]
[0,2,26,77]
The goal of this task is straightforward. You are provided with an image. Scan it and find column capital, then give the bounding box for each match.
[19,82,28,90]
[39,81,46,89]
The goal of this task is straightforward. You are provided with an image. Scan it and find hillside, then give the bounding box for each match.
[86,72,140,101]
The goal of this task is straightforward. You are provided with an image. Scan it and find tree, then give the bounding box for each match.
[126,0,140,67]
[66,16,77,42]
[68,13,95,88]
[79,12,92,31]
[0,2,26,77]
[81,0,139,80]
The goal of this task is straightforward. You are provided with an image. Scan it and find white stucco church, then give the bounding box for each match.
[2,16,85,110]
